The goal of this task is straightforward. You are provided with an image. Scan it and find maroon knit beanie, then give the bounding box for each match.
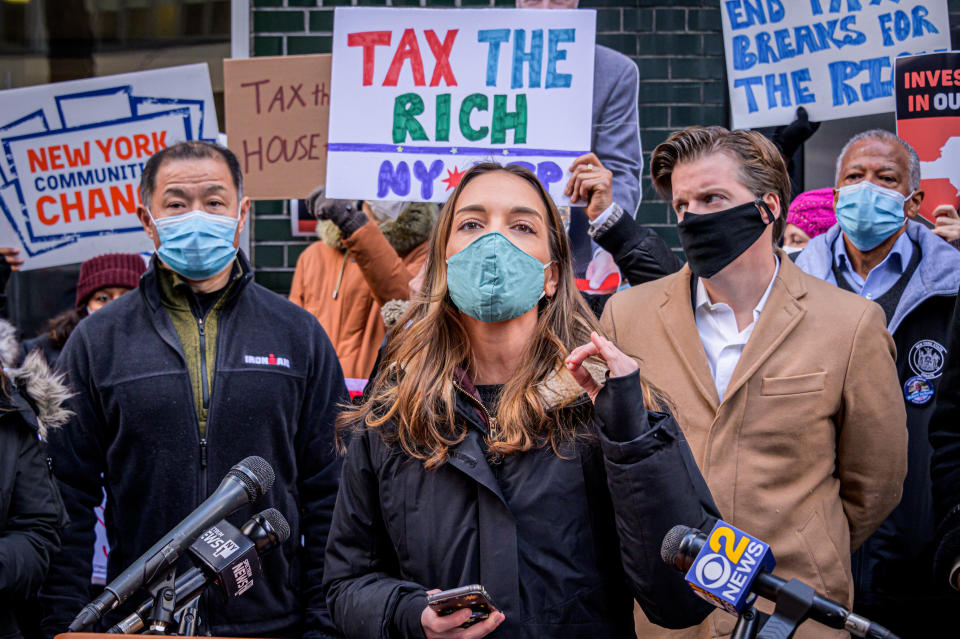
[75,253,148,308]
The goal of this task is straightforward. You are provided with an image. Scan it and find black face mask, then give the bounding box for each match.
[677,198,773,279]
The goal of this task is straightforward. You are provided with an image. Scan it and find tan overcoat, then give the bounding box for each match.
[600,253,907,639]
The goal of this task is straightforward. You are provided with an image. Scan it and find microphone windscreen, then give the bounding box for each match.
[230,456,276,501]
[258,508,291,544]
[661,524,695,567]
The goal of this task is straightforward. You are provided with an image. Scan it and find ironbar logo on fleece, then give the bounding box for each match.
[198,525,241,559]
[244,353,290,368]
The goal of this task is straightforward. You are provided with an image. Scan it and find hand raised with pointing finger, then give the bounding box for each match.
[565,331,639,403]
[421,590,505,639]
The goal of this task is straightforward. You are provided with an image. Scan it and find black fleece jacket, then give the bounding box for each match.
[40,252,348,639]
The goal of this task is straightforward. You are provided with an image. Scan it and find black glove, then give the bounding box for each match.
[305,186,368,238]
[773,106,821,160]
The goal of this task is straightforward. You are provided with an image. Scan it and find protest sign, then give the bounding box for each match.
[224,54,331,200]
[326,7,595,204]
[0,64,217,270]
[721,0,950,129]
[896,51,960,224]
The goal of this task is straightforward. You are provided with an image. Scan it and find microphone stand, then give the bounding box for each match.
[729,579,817,639]
[142,569,179,634]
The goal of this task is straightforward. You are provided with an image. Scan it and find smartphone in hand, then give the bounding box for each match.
[426,585,497,628]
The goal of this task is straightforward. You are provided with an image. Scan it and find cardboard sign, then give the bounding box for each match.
[721,0,950,129]
[896,52,960,224]
[0,64,217,270]
[326,8,596,204]
[224,54,331,200]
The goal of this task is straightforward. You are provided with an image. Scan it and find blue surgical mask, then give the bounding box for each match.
[446,232,552,323]
[150,209,240,280]
[835,181,910,251]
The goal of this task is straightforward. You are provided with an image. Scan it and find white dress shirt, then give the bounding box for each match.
[694,257,780,401]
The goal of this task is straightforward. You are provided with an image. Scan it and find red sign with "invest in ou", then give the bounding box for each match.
[896,51,960,225]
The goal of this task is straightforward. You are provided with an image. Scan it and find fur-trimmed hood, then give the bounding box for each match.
[318,201,438,257]
[0,319,72,439]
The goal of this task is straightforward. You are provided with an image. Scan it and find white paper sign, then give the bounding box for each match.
[0,64,217,270]
[326,8,596,204]
[721,0,950,129]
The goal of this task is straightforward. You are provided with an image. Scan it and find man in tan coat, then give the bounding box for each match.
[601,127,907,639]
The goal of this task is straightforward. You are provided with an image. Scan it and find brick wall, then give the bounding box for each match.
[249,0,960,294]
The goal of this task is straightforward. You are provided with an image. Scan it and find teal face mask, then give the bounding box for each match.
[446,232,551,323]
[150,209,239,280]
[835,181,910,251]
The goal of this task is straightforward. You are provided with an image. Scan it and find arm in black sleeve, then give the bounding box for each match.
[930,294,960,589]
[0,416,64,600]
[593,212,682,286]
[592,371,719,628]
[324,432,428,639]
[38,329,106,638]
[300,323,351,639]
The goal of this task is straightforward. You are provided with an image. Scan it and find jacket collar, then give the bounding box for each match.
[797,221,960,333]
[141,249,254,313]
[721,251,807,402]
[659,251,807,410]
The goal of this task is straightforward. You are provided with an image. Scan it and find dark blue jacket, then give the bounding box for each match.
[797,221,960,628]
[40,252,348,638]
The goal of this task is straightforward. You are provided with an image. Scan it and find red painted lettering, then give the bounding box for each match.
[27,148,47,173]
[37,195,58,225]
[347,31,392,86]
[425,29,458,87]
[384,29,426,87]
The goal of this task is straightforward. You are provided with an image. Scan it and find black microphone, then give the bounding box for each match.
[68,456,275,632]
[107,508,291,634]
[661,525,900,639]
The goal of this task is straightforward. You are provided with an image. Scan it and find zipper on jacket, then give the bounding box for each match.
[199,438,209,496]
[197,316,209,409]
[452,380,502,464]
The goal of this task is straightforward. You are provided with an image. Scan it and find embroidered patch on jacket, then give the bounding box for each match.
[243,353,291,368]
[908,339,946,379]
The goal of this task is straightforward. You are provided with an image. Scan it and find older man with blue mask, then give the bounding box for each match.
[796,129,960,635]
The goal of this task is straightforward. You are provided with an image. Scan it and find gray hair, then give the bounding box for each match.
[834,129,921,192]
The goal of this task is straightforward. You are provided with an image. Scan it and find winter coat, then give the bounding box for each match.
[39,252,348,639]
[289,205,434,384]
[931,294,960,588]
[323,366,721,639]
[797,221,960,630]
[0,320,70,639]
[603,252,907,639]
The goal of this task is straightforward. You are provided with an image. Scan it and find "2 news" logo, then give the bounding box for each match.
[684,521,776,614]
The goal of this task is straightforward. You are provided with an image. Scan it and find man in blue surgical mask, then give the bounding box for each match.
[40,141,348,639]
[796,129,960,634]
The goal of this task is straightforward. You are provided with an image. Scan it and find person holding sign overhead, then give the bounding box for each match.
[323,162,720,639]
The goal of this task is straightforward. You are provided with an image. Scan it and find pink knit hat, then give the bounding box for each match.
[75,253,147,308]
[787,188,836,239]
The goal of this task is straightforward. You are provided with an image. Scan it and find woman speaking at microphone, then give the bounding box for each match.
[323,163,719,639]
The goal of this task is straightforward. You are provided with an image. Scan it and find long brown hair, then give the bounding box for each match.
[339,163,662,469]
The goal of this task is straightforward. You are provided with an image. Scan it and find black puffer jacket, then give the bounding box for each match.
[324,369,720,639]
[0,320,70,639]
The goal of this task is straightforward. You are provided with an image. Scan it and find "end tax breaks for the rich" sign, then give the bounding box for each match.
[325,8,596,205]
